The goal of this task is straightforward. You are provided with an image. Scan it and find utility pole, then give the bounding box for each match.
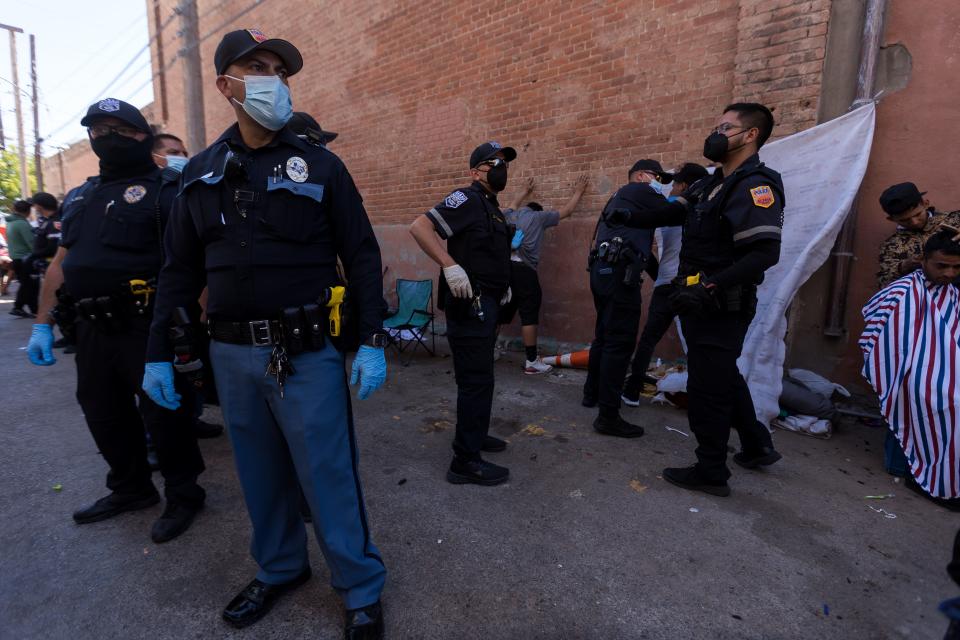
[30,34,42,190]
[153,0,169,123]
[177,0,205,152]
[0,23,29,198]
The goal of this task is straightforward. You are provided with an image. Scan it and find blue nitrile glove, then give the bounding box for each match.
[142,362,181,410]
[511,229,524,250]
[350,345,387,400]
[27,324,56,366]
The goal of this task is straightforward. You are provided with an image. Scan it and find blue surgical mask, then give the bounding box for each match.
[165,155,188,172]
[649,179,664,193]
[226,74,293,131]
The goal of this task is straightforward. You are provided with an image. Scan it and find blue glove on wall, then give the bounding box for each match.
[511,229,524,250]
[27,324,56,366]
[350,345,387,400]
[142,362,181,410]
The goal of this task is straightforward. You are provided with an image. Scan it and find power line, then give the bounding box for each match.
[46,12,150,89]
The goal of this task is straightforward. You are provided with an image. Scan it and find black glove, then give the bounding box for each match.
[668,281,717,315]
[679,179,711,208]
[602,207,632,226]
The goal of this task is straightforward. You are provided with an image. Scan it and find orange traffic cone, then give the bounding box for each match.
[541,350,590,369]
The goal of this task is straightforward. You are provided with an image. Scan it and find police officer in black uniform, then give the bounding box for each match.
[409,141,516,486]
[583,159,668,437]
[26,99,206,541]
[143,30,387,638]
[605,103,784,496]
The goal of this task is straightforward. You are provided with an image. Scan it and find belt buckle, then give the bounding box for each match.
[249,320,273,346]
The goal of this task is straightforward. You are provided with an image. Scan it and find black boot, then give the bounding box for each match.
[732,447,782,469]
[663,466,730,497]
[345,600,384,640]
[151,501,203,543]
[481,435,507,452]
[593,413,645,438]
[222,568,312,629]
[73,491,160,524]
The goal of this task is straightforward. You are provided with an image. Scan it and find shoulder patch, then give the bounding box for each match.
[750,185,775,209]
[445,191,468,209]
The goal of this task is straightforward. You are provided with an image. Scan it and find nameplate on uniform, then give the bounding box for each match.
[750,186,775,208]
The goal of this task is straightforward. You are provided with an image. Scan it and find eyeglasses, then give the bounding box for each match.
[476,158,509,169]
[88,124,142,138]
[711,123,748,135]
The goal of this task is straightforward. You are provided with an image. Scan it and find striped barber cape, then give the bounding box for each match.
[860,270,960,498]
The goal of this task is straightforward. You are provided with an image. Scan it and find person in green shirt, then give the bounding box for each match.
[6,200,38,317]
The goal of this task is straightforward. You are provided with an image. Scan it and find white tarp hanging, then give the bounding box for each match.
[739,102,877,427]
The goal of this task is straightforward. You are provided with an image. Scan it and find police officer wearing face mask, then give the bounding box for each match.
[26,98,206,542]
[152,133,190,172]
[409,142,516,486]
[583,159,666,437]
[142,30,388,639]
[604,103,784,497]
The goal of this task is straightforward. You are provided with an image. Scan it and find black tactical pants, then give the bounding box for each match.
[74,315,205,506]
[445,293,500,460]
[624,283,676,396]
[584,262,643,418]
[680,308,773,483]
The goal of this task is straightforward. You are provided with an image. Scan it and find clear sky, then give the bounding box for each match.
[0,1,153,155]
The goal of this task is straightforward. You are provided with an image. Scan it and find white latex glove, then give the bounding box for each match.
[443,264,473,299]
[500,287,512,306]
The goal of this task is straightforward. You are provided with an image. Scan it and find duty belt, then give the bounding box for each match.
[208,319,283,346]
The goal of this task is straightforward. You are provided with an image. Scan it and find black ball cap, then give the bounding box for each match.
[79,98,150,132]
[664,162,709,185]
[628,158,672,182]
[470,141,517,168]
[288,112,338,144]
[214,29,303,77]
[880,182,926,216]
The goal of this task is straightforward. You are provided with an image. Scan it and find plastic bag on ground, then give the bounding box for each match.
[787,368,851,400]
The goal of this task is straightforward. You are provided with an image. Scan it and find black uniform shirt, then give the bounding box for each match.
[146,124,384,360]
[680,153,784,278]
[427,181,512,291]
[595,181,663,258]
[31,214,62,260]
[60,170,173,299]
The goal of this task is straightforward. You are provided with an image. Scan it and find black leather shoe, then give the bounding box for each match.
[481,435,507,453]
[194,419,224,439]
[222,568,312,629]
[345,600,384,640]
[581,394,598,408]
[733,447,782,469]
[593,415,645,438]
[73,491,160,524]
[63,343,77,354]
[663,466,730,497]
[151,502,203,543]
[53,337,66,348]
[446,457,509,486]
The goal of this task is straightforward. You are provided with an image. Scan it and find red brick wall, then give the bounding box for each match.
[137,0,832,350]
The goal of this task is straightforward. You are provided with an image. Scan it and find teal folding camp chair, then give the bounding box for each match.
[383,279,435,365]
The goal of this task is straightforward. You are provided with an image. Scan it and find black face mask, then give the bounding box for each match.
[702,130,749,163]
[91,132,155,178]
[486,163,508,192]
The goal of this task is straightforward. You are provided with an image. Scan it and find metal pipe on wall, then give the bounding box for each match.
[823,0,888,337]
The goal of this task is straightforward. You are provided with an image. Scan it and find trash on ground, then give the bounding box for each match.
[569,489,584,498]
[689,507,699,513]
[629,480,647,494]
[864,493,894,500]
[52,483,63,492]
[772,414,832,439]
[868,506,897,519]
[665,426,689,437]
[521,424,546,436]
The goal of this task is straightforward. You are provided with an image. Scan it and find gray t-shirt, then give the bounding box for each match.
[503,206,560,270]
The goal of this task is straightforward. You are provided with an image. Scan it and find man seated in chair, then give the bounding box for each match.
[860,230,960,511]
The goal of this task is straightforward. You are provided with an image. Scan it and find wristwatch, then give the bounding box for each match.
[365,332,390,348]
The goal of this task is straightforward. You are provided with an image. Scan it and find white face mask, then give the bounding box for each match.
[225,74,293,131]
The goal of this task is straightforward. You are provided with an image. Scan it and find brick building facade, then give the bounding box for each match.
[42,0,960,388]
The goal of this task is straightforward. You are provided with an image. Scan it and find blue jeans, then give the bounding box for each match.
[210,339,386,609]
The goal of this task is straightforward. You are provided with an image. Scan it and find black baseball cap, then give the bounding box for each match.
[880,182,926,216]
[628,159,668,181]
[288,112,338,144]
[469,141,517,168]
[214,29,303,77]
[664,162,709,186]
[79,98,150,132]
